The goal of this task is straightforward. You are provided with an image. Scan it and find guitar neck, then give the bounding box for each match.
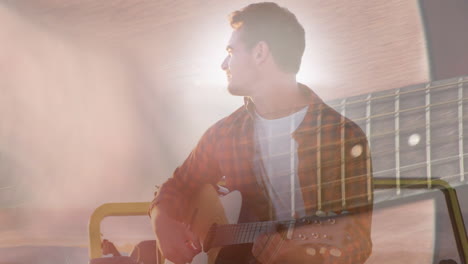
[326,75,468,195]
[204,220,278,250]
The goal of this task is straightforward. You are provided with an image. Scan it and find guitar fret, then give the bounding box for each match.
[286,220,294,239]
[425,83,432,188]
[290,116,296,216]
[258,222,263,239]
[246,222,253,243]
[252,222,258,241]
[329,79,468,109]
[372,152,468,177]
[366,94,372,202]
[316,104,323,211]
[240,223,245,244]
[249,222,256,243]
[258,222,266,239]
[240,223,246,244]
[232,224,239,244]
[394,89,401,195]
[235,224,241,244]
[337,98,468,126]
[340,98,347,209]
[458,77,465,181]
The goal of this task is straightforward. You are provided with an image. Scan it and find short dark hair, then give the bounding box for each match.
[229,2,305,74]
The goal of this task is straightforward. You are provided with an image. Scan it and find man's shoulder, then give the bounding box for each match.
[204,105,249,137]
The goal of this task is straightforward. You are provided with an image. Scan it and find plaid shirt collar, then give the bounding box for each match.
[242,82,325,138]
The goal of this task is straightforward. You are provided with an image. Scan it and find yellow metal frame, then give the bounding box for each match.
[88,202,150,259]
[88,179,468,262]
[373,178,468,263]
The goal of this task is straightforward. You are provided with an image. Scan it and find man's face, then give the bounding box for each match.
[221,29,258,96]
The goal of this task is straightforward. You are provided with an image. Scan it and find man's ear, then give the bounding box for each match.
[252,41,270,65]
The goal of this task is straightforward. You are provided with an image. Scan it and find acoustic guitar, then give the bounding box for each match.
[162,184,356,264]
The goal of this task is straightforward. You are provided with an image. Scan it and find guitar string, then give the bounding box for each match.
[253,78,468,122]
[209,178,435,245]
[208,204,360,247]
[237,148,468,201]
[249,78,468,120]
[254,111,467,172]
[209,177,435,246]
[255,102,467,160]
[344,97,468,125]
[250,133,462,191]
[294,97,468,142]
[328,78,468,108]
[252,151,468,199]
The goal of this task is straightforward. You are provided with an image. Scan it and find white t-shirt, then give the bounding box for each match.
[254,106,308,220]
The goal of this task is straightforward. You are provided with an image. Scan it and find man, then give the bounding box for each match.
[150,2,373,264]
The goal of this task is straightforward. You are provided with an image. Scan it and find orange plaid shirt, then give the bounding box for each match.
[151,84,373,263]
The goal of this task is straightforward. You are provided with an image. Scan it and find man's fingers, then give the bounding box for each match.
[252,232,287,264]
[185,229,202,252]
[167,229,200,264]
[166,246,194,264]
[252,234,269,257]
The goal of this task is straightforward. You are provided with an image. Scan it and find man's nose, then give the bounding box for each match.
[221,56,229,71]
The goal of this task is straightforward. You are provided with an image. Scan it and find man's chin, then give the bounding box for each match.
[227,84,245,96]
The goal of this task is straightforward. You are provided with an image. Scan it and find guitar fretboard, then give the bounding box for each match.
[326,75,468,202]
[206,221,274,249]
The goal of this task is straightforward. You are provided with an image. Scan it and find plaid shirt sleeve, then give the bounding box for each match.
[149,123,223,221]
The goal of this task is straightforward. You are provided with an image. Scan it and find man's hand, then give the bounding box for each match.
[101,239,121,257]
[151,207,201,264]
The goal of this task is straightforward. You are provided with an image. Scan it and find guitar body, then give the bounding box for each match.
[161,184,353,264]
[164,184,242,264]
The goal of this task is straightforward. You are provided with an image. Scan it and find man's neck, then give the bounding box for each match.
[251,80,309,120]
